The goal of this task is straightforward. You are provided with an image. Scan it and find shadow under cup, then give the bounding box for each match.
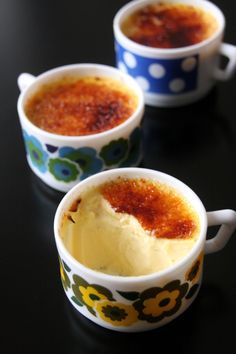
[17,64,144,192]
[113,0,236,107]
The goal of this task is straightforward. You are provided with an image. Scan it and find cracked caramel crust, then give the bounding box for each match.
[122,3,218,49]
[101,177,199,239]
[25,76,137,136]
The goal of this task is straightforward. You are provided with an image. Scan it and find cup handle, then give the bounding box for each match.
[205,209,236,254]
[213,43,236,81]
[17,73,36,92]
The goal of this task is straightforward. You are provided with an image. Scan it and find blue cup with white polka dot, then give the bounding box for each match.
[113,0,236,107]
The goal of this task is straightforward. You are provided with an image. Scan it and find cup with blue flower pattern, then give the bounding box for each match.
[17,64,144,192]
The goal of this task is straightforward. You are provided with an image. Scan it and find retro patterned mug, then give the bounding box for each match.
[54,168,236,332]
[17,64,144,192]
[113,0,236,107]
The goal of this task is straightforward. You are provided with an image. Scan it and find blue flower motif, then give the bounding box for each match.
[23,134,48,173]
[120,127,142,167]
[99,138,129,166]
[46,144,58,153]
[22,130,30,155]
[48,158,79,182]
[22,129,29,141]
[59,146,103,180]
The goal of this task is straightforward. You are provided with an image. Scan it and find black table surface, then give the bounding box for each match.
[1,0,236,353]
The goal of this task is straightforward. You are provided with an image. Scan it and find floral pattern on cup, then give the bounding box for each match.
[120,127,142,167]
[133,280,189,323]
[57,257,208,327]
[95,300,138,327]
[59,146,104,180]
[49,158,79,182]
[184,252,204,300]
[99,138,129,166]
[72,274,115,315]
[23,132,48,172]
[59,258,71,291]
[185,251,204,284]
[22,127,142,183]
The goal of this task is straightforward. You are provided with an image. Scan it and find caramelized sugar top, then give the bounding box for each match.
[25,76,138,136]
[122,2,218,49]
[101,178,199,239]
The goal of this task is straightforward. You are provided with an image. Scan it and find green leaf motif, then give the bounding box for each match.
[62,260,71,272]
[117,290,140,301]
[185,284,199,300]
[71,296,83,307]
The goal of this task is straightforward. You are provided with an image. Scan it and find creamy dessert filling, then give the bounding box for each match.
[60,178,200,276]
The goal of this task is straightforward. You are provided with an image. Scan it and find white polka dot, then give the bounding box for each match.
[118,62,128,73]
[136,76,150,91]
[149,63,166,78]
[181,57,197,72]
[123,52,137,68]
[169,78,185,93]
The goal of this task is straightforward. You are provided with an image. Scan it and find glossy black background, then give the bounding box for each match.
[1,1,236,353]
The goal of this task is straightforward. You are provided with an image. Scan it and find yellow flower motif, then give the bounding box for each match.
[95,300,138,326]
[79,285,108,308]
[59,258,71,291]
[143,290,180,317]
[133,280,189,323]
[185,252,204,283]
[60,263,65,282]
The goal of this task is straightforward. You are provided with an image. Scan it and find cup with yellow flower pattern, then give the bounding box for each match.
[54,168,236,331]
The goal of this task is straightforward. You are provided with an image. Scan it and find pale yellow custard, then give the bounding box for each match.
[60,179,200,277]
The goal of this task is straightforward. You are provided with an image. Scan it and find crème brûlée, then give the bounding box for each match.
[25,76,138,136]
[121,3,218,49]
[60,178,200,276]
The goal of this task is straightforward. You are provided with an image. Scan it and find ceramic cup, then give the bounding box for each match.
[113,0,236,107]
[17,64,144,192]
[54,167,236,332]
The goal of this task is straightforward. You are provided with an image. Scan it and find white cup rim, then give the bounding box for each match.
[17,63,144,142]
[113,0,225,56]
[54,167,208,284]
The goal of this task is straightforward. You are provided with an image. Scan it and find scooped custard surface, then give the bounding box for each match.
[60,178,200,276]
